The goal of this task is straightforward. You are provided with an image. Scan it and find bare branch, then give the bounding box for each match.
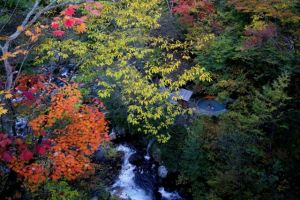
[1,0,87,90]
[7,0,41,42]
[7,0,86,43]
[26,0,86,28]
[13,44,36,88]
[165,0,172,13]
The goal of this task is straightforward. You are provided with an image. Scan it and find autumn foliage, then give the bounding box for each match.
[172,0,215,25]
[50,2,103,37]
[30,84,109,180]
[227,0,300,23]
[0,133,50,191]
[14,74,51,105]
[0,83,108,190]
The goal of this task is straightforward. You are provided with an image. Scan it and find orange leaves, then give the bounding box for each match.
[16,74,47,92]
[17,26,24,31]
[0,133,51,191]
[0,49,28,61]
[16,163,48,191]
[75,23,87,33]
[29,84,109,181]
[0,35,8,40]
[0,52,14,61]
[50,152,90,181]
[1,84,108,190]
[24,25,44,42]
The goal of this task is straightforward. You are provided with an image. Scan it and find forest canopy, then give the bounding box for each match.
[0,0,299,199]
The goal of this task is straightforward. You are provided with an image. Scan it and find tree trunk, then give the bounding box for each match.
[2,43,14,90]
[4,59,13,90]
[1,43,16,135]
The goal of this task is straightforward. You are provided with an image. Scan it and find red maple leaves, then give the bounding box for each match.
[172,0,215,25]
[64,5,77,16]
[14,74,51,106]
[52,30,65,37]
[64,18,76,28]
[0,134,13,162]
[36,141,51,156]
[243,23,277,49]
[0,133,52,163]
[51,21,60,29]
[50,2,103,37]
[2,151,13,162]
[19,149,33,161]
[0,133,12,148]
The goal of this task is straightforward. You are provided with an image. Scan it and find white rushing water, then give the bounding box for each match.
[111,145,152,200]
[144,138,156,160]
[159,187,183,200]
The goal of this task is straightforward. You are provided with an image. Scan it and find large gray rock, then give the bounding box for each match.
[94,147,105,162]
[128,152,144,166]
[109,127,126,140]
[158,165,168,178]
[109,129,117,140]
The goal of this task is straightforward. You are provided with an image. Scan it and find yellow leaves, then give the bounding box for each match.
[17,26,24,31]
[34,0,213,143]
[24,30,32,37]
[227,0,299,24]
[75,23,87,33]
[217,79,237,89]
[98,81,114,98]
[24,26,42,42]
[0,90,11,116]
[0,49,28,61]
[0,52,14,61]
[246,15,268,31]
[191,33,215,50]
[0,106,8,116]
[4,93,13,99]
[182,55,190,60]
[0,35,8,40]
[35,26,42,34]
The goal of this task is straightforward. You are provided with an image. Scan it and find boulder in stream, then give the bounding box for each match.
[94,147,105,162]
[109,127,126,140]
[158,165,168,178]
[128,152,144,166]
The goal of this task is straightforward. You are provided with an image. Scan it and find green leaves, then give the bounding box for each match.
[36,0,212,142]
[46,180,80,200]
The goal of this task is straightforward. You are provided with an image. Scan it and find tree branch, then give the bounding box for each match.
[8,0,41,42]
[26,0,87,28]
[1,0,87,90]
[7,0,86,42]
